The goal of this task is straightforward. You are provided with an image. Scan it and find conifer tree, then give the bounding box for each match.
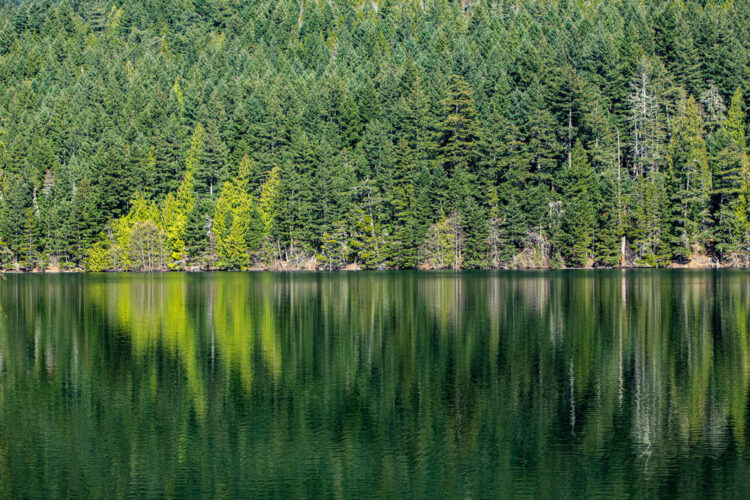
[320,220,349,270]
[519,83,562,192]
[711,89,749,262]
[18,207,40,269]
[197,118,229,197]
[95,140,134,221]
[184,198,214,268]
[213,180,249,270]
[631,172,673,267]
[438,74,481,185]
[437,74,484,267]
[0,0,749,270]
[669,94,711,260]
[560,142,596,267]
[347,206,382,270]
[161,124,202,269]
[257,165,282,262]
[389,138,419,268]
[593,168,623,267]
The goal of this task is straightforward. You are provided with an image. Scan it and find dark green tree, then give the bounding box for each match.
[560,142,596,267]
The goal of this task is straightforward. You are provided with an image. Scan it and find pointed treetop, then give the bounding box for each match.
[172,77,184,106]
[185,123,205,173]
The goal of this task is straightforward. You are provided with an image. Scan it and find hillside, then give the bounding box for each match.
[0,0,749,270]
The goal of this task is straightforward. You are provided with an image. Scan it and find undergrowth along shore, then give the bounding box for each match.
[6,253,747,273]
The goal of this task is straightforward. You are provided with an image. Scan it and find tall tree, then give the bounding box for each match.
[711,89,749,262]
[668,94,712,261]
[437,74,485,267]
[559,142,596,267]
[161,124,202,269]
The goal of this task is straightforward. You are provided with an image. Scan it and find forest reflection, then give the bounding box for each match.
[0,271,748,497]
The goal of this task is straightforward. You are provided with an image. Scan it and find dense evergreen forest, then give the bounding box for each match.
[0,0,749,270]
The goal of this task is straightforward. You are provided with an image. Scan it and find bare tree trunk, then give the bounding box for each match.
[617,130,626,268]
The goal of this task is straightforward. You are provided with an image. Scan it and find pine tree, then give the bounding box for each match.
[593,167,623,267]
[631,172,673,267]
[437,74,485,267]
[212,180,249,270]
[389,138,419,268]
[669,94,711,261]
[244,207,265,262]
[437,74,481,186]
[152,106,188,197]
[392,68,435,260]
[560,142,596,267]
[95,140,134,221]
[161,124,202,269]
[547,65,585,171]
[70,176,100,261]
[18,207,40,269]
[710,89,749,262]
[319,220,349,270]
[670,14,701,97]
[518,82,562,192]
[347,206,382,270]
[0,176,24,261]
[184,198,214,268]
[197,118,229,197]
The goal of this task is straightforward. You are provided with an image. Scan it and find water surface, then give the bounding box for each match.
[1,271,749,497]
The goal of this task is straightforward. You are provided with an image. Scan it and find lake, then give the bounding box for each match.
[0,271,749,497]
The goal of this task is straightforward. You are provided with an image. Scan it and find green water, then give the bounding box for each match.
[0,271,749,497]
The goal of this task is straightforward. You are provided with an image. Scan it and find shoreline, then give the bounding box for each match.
[4,253,745,273]
[3,264,745,274]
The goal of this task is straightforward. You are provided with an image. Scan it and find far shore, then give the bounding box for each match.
[3,262,746,274]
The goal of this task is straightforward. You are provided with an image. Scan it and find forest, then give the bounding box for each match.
[0,0,748,271]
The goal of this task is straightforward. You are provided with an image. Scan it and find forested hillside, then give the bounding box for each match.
[0,0,749,270]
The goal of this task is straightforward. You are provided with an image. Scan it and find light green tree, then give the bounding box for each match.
[161,124,203,269]
[213,180,251,270]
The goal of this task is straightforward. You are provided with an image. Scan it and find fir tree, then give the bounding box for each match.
[161,124,202,269]
[669,94,711,260]
[710,89,749,262]
[560,142,596,267]
[0,0,748,270]
[437,74,485,267]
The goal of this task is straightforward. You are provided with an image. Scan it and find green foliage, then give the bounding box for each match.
[0,0,748,269]
[161,124,202,269]
[348,207,383,270]
[319,220,349,270]
[710,89,750,261]
[184,198,214,268]
[85,239,111,272]
[18,207,40,269]
[420,213,464,270]
[631,173,673,267]
[112,196,164,271]
[669,94,712,260]
[213,180,251,270]
[559,143,596,267]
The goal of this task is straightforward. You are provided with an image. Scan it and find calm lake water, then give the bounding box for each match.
[1,271,749,497]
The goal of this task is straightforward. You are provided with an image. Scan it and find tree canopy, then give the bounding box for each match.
[0,0,749,270]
